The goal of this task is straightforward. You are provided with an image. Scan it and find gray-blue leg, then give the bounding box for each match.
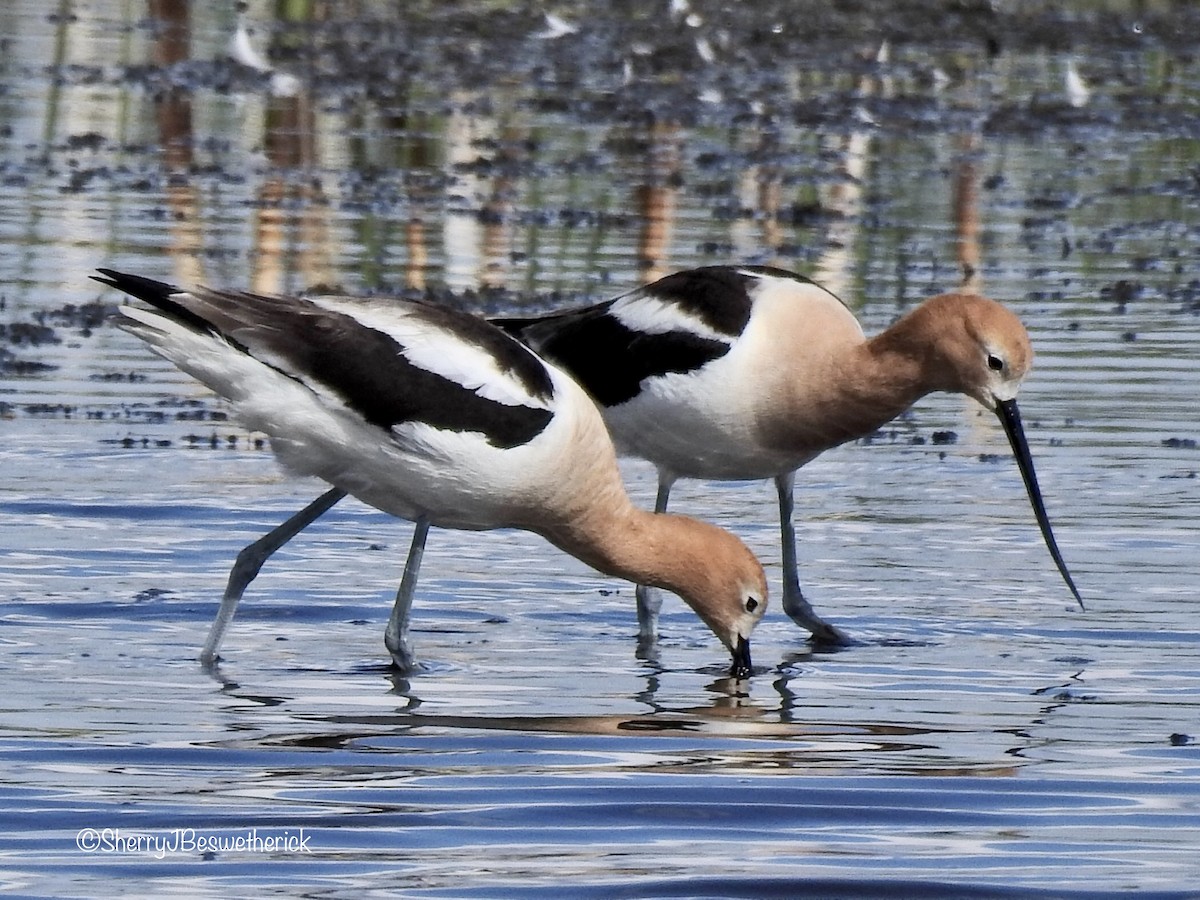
[635,475,673,639]
[776,472,847,644]
[385,516,430,670]
[201,487,348,664]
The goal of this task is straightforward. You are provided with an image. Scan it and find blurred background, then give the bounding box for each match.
[2,3,1199,895]
[3,0,1198,311]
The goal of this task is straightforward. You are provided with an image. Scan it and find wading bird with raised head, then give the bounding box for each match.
[95,269,767,676]
[495,265,1082,643]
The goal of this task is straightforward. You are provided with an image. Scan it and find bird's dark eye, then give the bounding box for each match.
[987,354,1004,372]
[745,597,759,613]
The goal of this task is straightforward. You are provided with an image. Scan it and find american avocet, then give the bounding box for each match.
[497,265,1083,643]
[94,269,766,676]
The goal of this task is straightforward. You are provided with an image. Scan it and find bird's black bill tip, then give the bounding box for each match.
[729,635,753,679]
[995,398,1085,611]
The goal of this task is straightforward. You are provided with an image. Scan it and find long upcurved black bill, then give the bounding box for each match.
[995,398,1084,610]
[729,635,753,679]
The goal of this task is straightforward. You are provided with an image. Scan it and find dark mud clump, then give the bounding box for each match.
[0,300,117,375]
[0,348,56,376]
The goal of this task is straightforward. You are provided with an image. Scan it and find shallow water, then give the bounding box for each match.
[3,1,1200,896]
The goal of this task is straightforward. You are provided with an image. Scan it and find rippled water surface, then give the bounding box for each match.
[3,1,1200,896]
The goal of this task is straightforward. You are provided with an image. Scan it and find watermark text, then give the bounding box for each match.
[76,827,312,859]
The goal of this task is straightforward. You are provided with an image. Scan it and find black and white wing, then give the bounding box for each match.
[96,269,555,450]
[495,265,830,408]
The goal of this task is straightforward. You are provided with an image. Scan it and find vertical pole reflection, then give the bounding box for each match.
[812,42,887,302]
[441,92,521,293]
[634,119,681,284]
[148,0,204,286]
[953,130,983,296]
[149,0,191,172]
[251,53,331,294]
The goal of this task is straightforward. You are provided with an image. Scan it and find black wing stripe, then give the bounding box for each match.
[644,267,756,337]
[509,302,729,408]
[229,303,554,450]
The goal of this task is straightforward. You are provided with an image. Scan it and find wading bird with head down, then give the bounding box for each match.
[95,269,767,677]
[495,265,1083,643]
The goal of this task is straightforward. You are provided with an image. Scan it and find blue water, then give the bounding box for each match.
[3,1,1200,896]
[3,418,1199,895]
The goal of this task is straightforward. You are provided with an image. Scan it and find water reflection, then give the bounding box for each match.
[0,0,1031,302]
[253,89,333,294]
[953,131,984,295]
[151,0,205,285]
[4,3,1200,892]
[190,625,1051,775]
[442,92,520,291]
[810,42,888,299]
[631,118,681,283]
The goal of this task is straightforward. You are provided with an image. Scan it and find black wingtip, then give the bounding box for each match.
[91,268,181,306]
[93,268,219,336]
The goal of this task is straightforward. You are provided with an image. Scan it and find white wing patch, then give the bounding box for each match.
[308,297,550,410]
[610,292,731,342]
